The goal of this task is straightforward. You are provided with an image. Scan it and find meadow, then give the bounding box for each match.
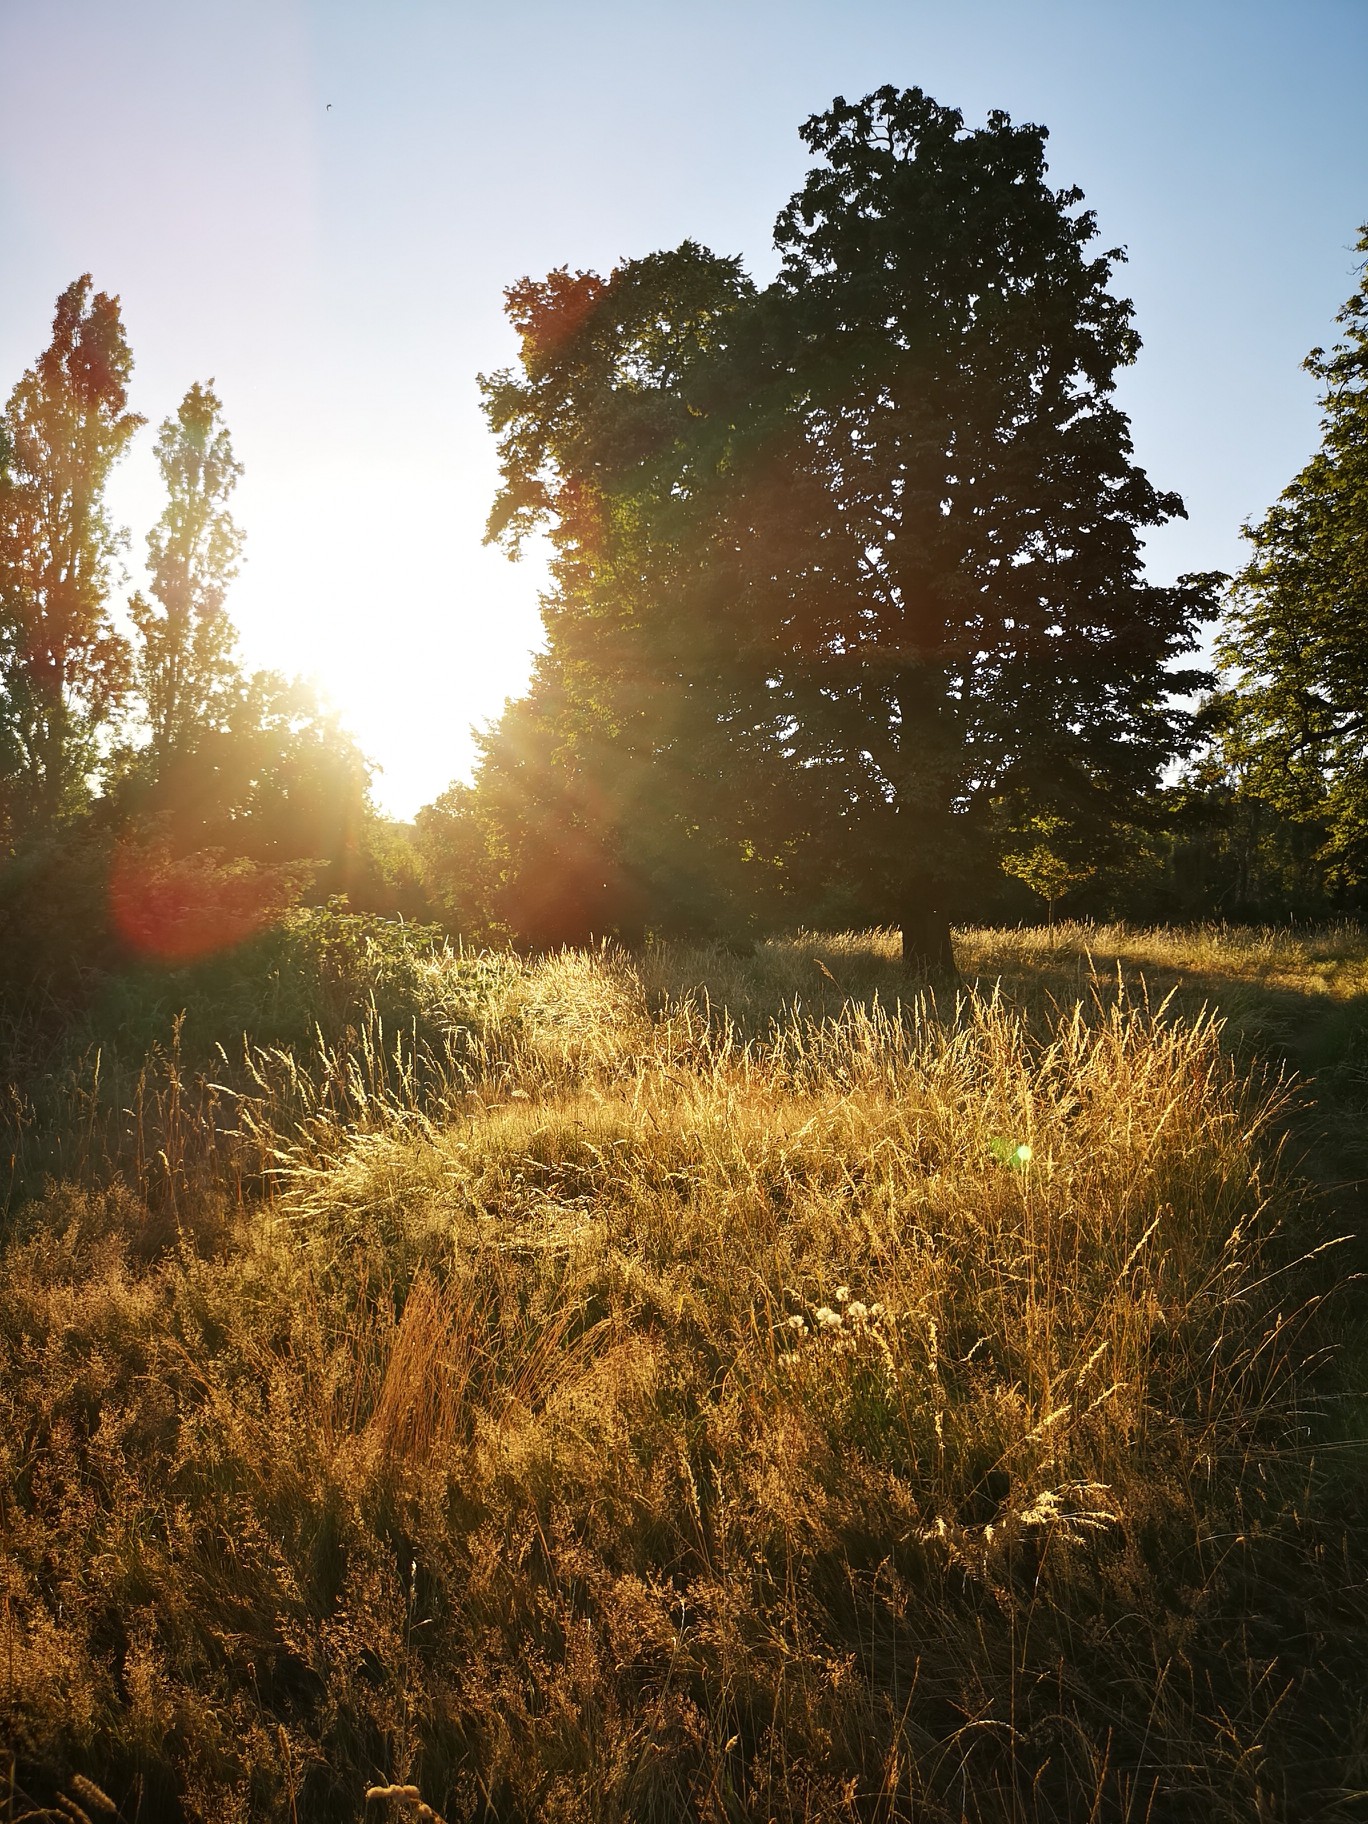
[2,921,1366,1823]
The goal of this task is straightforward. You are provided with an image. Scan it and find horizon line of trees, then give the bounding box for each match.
[2,90,1364,999]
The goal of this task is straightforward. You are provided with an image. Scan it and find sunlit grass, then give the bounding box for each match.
[2,928,1365,1821]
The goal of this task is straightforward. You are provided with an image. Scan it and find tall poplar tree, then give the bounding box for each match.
[131,380,244,760]
[0,276,143,837]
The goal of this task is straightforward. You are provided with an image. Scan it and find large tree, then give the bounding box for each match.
[0,276,143,837]
[481,247,798,943]
[131,380,244,761]
[1216,226,1368,886]
[728,88,1216,968]
[481,89,1216,968]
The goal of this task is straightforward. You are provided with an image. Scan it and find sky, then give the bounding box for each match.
[2,0,1365,818]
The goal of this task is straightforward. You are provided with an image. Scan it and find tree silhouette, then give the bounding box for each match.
[0,277,142,838]
[480,246,792,943]
[1217,226,1368,886]
[478,89,1216,967]
[131,381,244,761]
[730,88,1215,970]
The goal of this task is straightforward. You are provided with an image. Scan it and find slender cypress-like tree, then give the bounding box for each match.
[0,276,143,837]
[131,380,244,761]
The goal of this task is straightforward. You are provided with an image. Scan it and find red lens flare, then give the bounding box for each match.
[108,844,296,964]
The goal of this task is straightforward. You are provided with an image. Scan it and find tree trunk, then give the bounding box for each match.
[899,890,957,980]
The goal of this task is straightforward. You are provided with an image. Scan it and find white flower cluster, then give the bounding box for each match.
[782,1285,892,1364]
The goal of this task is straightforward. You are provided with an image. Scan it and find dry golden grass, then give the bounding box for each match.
[2,929,1366,1821]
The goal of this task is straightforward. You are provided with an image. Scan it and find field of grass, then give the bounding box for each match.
[3,923,1366,1822]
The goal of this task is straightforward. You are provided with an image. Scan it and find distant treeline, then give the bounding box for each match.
[2,89,1365,1002]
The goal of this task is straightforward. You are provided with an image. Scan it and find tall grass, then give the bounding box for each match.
[2,932,1365,1821]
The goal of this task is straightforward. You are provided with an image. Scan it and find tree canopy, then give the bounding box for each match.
[0,280,415,991]
[476,87,1218,967]
[131,380,244,761]
[478,244,798,945]
[1217,226,1368,885]
[0,276,142,837]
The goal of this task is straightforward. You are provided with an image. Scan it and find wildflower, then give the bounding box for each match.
[814,1305,843,1330]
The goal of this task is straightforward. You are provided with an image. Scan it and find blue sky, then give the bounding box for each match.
[2,0,1364,815]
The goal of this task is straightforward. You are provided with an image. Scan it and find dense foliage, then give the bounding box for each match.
[0,275,142,837]
[1216,226,1368,887]
[0,282,423,1006]
[465,88,1219,967]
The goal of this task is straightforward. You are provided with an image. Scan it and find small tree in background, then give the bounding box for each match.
[0,276,143,838]
[1002,814,1097,924]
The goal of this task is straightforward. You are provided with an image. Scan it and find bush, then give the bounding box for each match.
[89,901,452,1061]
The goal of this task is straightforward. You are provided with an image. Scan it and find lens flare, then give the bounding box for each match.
[108,842,299,964]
